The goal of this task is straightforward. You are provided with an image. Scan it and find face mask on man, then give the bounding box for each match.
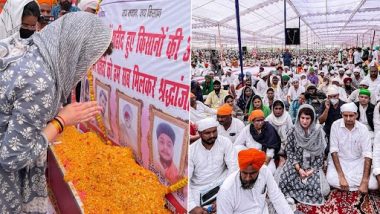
[330,98,339,106]
[19,27,35,38]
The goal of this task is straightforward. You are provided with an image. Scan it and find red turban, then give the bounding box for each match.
[343,77,352,84]
[238,148,266,171]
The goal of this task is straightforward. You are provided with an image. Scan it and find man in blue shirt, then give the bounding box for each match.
[51,0,80,20]
[282,48,292,67]
[289,93,305,123]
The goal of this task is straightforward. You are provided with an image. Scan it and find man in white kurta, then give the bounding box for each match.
[189,118,238,213]
[216,104,245,143]
[256,70,270,97]
[190,98,217,123]
[373,132,380,190]
[287,79,305,104]
[362,66,380,91]
[326,102,378,192]
[217,148,293,214]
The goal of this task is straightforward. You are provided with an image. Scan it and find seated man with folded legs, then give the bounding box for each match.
[326,102,378,193]
[189,118,238,214]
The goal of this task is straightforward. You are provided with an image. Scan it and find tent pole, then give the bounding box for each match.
[217,24,223,63]
[298,16,300,66]
[284,0,287,51]
[234,0,244,76]
[371,30,376,56]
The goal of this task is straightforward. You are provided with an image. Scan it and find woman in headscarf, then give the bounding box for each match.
[278,104,329,206]
[248,95,271,118]
[0,12,112,213]
[0,0,41,40]
[236,86,254,121]
[234,110,281,174]
[299,73,311,88]
[318,75,330,94]
[265,100,293,156]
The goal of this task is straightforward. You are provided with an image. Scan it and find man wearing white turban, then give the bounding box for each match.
[348,79,377,105]
[256,70,270,97]
[189,117,238,213]
[326,102,378,193]
[331,78,348,102]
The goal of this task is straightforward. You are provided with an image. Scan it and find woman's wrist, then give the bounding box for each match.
[55,115,66,127]
[50,119,63,133]
[294,164,301,172]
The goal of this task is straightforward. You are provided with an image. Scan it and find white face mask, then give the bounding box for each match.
[330,98,339,105]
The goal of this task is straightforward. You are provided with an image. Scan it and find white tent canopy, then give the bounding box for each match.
[192,0,380,49]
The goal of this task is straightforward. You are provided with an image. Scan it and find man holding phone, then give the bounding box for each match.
[51,0,80,20]
[319,86,345,154]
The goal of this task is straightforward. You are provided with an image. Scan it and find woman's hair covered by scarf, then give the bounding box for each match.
[33,12,112,103]
[238,148,266,171]
[0,0,34,40]
[293,104,325,156]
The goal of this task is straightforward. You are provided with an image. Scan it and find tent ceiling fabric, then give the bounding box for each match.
[192,0,380,47]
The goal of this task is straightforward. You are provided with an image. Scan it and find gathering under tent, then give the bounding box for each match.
[192,0,380,49]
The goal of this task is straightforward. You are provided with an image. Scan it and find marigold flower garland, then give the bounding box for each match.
[55,126,170,213]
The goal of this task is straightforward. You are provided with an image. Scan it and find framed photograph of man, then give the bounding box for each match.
[148,105,188,185]
[116,90,143,161]
[94,79,113,137]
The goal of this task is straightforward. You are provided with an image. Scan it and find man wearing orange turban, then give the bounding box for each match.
[238,148,266,172]
[217,148,293,213]
[37,0,55,30]
[38,0,54,16]
[216,103,244,143]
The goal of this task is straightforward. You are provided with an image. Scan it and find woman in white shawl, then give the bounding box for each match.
[299,73,311,88]
[0,12,112,213]
[0,0,40,40]
[266,100,293,165]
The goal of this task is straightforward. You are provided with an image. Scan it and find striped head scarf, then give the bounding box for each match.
[33,12,112,103]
